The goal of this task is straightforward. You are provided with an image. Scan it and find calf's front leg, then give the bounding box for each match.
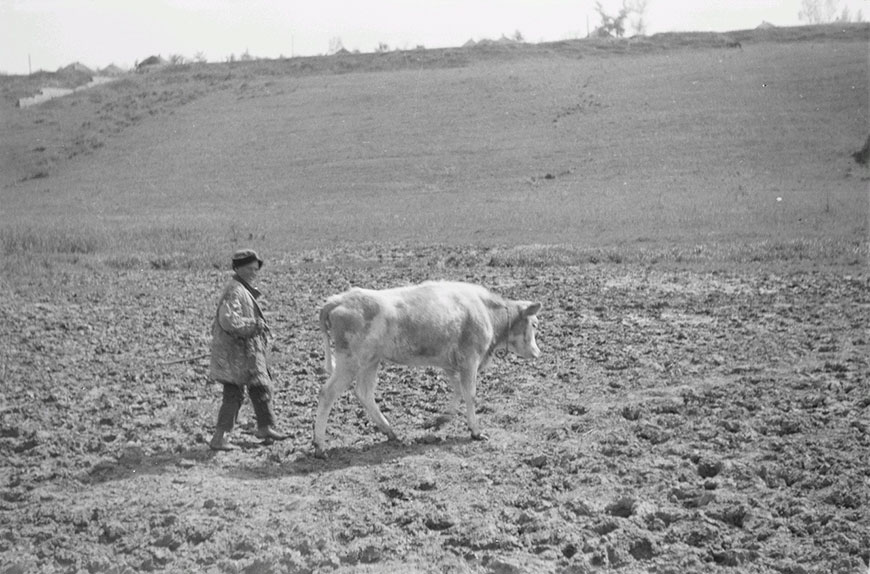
[459,367,486,441]
[422,369,463,431]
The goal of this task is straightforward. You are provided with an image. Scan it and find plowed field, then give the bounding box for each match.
[2,253,867,573]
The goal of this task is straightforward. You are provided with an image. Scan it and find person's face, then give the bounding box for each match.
[235,260,260,283]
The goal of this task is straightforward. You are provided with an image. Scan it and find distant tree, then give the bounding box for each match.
[376,42,390,53]
[835,5,861,22]
[629,0,649,35]
[593,0,648,38]
[512,29,525,42]
[798,0,862,23]
[193,51,207,64]
[168,54,186,65]
[594,1,626,37]
[239,50,253,61]
[799,0,835,22]
[328,37,345,55]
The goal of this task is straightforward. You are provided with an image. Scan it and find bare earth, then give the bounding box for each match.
[1,253,867,573]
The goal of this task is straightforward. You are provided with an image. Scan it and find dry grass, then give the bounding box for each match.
[486,238,869,267]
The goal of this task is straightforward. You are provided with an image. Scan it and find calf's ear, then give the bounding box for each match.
[523,302,542,317]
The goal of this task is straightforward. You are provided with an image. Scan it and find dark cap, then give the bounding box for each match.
[231,249,263,269]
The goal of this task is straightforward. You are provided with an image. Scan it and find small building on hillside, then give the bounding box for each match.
[756,21,776,29]
[58,62,94,75]
[99,64,125,76]
[136,55,167,71]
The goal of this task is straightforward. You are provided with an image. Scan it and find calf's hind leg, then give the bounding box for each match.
[313,360,355,458]
[354,362,398,442]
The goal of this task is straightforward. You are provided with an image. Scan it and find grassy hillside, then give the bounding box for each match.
[1,24,867,268]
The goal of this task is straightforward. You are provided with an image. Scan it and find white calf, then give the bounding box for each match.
[314,281,542,458]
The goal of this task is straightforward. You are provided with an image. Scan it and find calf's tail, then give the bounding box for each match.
[319,299,341,375]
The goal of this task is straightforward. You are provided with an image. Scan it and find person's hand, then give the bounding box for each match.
[256,318,270,334]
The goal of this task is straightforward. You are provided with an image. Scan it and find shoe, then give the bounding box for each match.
[209,430,236,451]
[209,439,236,451]
[255,427,288,441]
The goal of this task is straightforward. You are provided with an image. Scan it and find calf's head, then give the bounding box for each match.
[507,301,542,359]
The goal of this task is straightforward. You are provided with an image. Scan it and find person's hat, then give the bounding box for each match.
[231,249,263,269]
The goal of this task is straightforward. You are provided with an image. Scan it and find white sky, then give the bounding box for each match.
[0,0,866,74]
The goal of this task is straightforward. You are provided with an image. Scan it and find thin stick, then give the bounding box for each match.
[159,353,210,366]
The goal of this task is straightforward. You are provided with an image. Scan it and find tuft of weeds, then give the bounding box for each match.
[1,225,105,255]
[484,240,869,268]
[19,171,49,182]
[104,255,146,270]
[487,244,591,267]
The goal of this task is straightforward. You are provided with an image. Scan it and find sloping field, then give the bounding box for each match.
[1,24,867,264]
[1,24,868,574]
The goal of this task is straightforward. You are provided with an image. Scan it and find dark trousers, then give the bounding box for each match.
[216,383,275,432]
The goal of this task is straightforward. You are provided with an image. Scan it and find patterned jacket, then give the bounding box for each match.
[209,276,271,387]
